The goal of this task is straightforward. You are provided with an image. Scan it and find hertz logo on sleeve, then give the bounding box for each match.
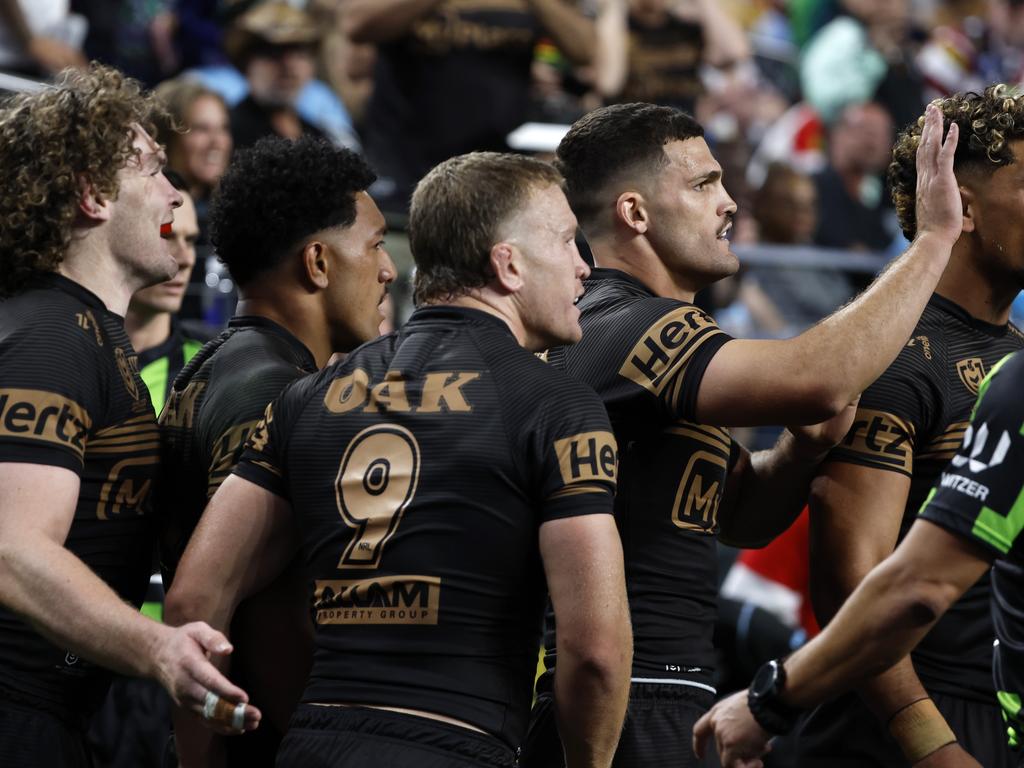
[0,388,91,461]
[837,408,916,474]
[313,575,441,625]
[618,306,719,401]
[554,431,617,486]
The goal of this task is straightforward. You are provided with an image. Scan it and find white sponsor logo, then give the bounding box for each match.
[951,422,1011,474]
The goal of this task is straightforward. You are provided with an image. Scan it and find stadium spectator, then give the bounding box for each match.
[343,0,598,214]
[223,2,327,149]
[0,0,86,77]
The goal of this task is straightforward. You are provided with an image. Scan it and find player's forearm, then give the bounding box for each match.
[553,635,632,768]
[780,230,953,413]
[341,0,442,43]
[782,555,945,710]
[691,0,749,66]
[526,0,597,64]
[592,0,628,98]
[718,431,822,548]
[0,535,169,680]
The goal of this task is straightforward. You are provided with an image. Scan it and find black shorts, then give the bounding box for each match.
[784,690,1019,767]
[275,705,517,768]
[0,698,91,768]
[520,681,715,768]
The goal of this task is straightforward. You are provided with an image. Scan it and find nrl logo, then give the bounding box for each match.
[956,357,986,395]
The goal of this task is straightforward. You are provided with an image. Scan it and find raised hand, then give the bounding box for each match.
[914,103,961,246]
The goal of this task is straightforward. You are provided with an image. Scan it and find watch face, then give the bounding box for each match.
[751,660,779,699]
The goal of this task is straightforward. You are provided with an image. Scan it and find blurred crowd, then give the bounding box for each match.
[4,0,1024,332]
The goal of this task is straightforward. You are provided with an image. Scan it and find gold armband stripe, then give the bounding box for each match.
[887,698,956,763]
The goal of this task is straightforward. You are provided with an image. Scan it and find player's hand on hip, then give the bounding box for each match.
[913,742,982,768]
[152,621,262,734]
[914,102,962,246]
[692,690,770,768]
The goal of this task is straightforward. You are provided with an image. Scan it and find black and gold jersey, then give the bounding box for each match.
[546,268,734,690]
[825,294,1024,700]
[918,351,1024,744]
[233,306,616,747]
[0,274,157,716]
[156,316,317,583]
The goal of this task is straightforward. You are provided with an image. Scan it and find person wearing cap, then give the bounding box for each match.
[224,1,327,149]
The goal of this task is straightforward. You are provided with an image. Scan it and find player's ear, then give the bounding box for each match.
[301,240,330,290]
[489,241,524,294]
[77,174,111,223]
[616,190,649,235]
[959,184,975,234]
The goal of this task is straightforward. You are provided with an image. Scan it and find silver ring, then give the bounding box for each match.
[202,690,219,720]
[232,702,246,731]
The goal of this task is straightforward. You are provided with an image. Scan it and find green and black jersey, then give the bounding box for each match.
[137,319,210,416]
[0,274,157,717]
[234,306,617,748]
[156,316,317,583]
[825,294,1024,701]
[919,350,1024,747]
[546,268,735,692]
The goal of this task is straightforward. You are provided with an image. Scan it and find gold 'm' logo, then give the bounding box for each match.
[672,449,727,532]
[956,358,986,395]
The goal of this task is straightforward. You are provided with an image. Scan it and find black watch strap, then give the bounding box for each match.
[747,659,800,734]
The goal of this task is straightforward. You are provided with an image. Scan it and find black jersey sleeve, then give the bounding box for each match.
[826,341,940,477]
[531,379,618,522]
[568,296,732,426]
[233,375,315,499]
[919,352,1024,558]
[0,311,106,473]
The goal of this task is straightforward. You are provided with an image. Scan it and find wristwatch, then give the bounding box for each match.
[747,658,800,734]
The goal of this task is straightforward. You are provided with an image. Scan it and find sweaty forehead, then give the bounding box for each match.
[662,137,718,176]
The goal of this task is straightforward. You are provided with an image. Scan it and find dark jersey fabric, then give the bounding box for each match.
[545,268,733,689]
[824,294,1024,701]
[919,350,1024,745]
[155,315,317,582]
[0,274,157,717]
[363,1,543,213]
[234,306,616,748]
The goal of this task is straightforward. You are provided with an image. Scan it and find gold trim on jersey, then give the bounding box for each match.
[617,306,721,409]
[207,419,262,498]
[313,575,441,626]
[554,430,617,487]
[834,408,915,475]
[917,420,969,463]
[664,422,731,455]
[0,388,92,461]
[548,483,611,500]
[90,414,159,454]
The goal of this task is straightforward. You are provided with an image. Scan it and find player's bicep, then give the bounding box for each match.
[808,461,910,616]
[168,474,297,625]
[0,463,80,546]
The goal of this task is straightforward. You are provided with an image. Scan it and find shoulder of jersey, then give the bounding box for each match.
[0,287,106,356]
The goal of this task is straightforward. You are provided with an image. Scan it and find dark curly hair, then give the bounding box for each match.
[0,64,167,297]
[556,103,704,231]
[410,152,563,305]
[209,136,376,287]
[890,84,1024,239]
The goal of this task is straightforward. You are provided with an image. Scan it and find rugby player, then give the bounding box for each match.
[694,349,1024,767]
[772,86,1024,768]
[159,135,396,766]
[524,101,965,767]
[165,151,632,768]
[0,65,257,767]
